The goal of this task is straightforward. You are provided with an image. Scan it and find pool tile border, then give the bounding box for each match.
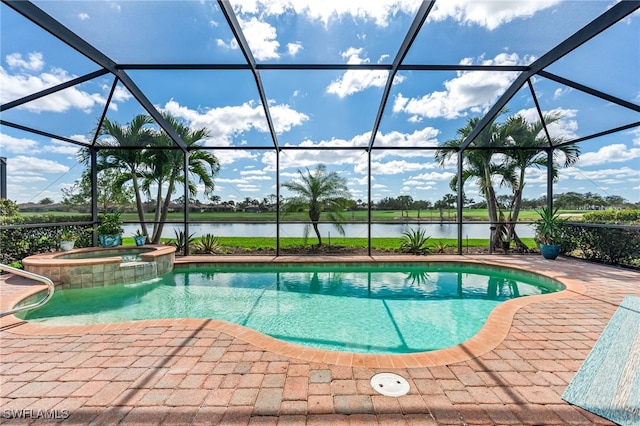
[1,255,587,368]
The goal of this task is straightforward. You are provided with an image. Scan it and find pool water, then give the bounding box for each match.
[56,248,153,262]
[19,263,562,354]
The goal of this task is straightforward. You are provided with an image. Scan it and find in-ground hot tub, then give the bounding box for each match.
[22,245,175,289]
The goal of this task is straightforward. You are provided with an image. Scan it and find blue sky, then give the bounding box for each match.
[1,0,639,206]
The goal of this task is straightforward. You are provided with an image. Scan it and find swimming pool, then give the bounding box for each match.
[18,262,563,354]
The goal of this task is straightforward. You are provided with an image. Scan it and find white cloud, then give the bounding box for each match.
[429,0,561,30]
[515,107,579,140]
[227,0,421,67]
[238,17,280,60]
[0,134,39,154]
[287,42,303,56]
[6,52,44,72]
[553,87,572,100]
[7,175,48,184]
[406,171,457,183]
[78,13,90,20]
[327,48,402,98]
[632,126,640,146]
[111,85,133,103]
[560,166,640,183]
[261,126,442,173]
[232,0,421,27]
[0,58,107,113]
[44,139,85,155]
[393,53,531,120]
[364,159,433,176]
[161,99,308,145]
[216,38,237,50]
[213,150,258,167]
[372,127,441,154]
[577,144,640,167]
[6,155,69,174]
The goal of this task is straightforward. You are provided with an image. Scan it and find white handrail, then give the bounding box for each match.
[0,263,55,318]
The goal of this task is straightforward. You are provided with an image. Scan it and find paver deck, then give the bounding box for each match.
[1,255,638,425]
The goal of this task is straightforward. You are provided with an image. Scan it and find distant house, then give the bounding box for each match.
[202,204,235,212]
[243,205,261,213]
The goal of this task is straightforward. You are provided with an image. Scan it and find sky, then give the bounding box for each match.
[1,0,639,206]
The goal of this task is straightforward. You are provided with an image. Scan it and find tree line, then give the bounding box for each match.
[54,110,637,249]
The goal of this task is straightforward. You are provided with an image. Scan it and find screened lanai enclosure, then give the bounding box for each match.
[1,0,639,256]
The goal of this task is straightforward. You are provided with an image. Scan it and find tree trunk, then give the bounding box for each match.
[507,168,527,251]
[312,221,322,246]
[152,177,176,244]
[507,187,529,250]
[512,231,529,251]
[151,181,165,243]
[485,185,501,252]
[130,171,148,237]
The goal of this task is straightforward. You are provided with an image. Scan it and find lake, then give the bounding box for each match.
[124,222,535,239]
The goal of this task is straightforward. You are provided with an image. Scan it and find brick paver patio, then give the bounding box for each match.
[1,255,638,425]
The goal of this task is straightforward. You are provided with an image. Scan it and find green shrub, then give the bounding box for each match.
[168,230,195,255]
[0,198,20,217]
[400,228,431,255]
[193,234,222,254]
[582,209,640,225]
[0,214,92,265]
[564,223,640,268]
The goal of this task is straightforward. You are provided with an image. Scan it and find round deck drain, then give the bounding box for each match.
[370,373,410,397]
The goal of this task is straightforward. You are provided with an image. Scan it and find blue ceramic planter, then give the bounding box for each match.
[99,234,122,248]
[539,243,561,260]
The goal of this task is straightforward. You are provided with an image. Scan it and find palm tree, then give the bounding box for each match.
[143,113,220,243]
[97,114,154,236]
[435,115,515,251]
[501,113,580,249]
[281,164,351,246]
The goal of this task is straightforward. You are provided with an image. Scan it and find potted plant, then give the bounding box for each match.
[59,230,77,251]
[533,206,566,260]
[133,229,147,246]
[96,212,124,247]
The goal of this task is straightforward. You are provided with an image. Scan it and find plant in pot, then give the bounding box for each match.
[533,206,566,260]
[59,230,77,251]
[133,229,147,246]
[96,213,124,248]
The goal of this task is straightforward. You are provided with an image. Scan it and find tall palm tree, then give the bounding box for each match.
[281,164,351,246]
[97,114,154,236]
[502,113,580,249]
[144,113,220,243]
[435,115,515,251]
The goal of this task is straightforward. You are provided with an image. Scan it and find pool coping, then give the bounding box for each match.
[22,244,175,266]
[0,254,587,368]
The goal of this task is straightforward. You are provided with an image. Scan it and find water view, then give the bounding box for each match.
[123,223,536,239]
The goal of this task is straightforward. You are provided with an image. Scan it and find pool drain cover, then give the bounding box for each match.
[370,373,410,397]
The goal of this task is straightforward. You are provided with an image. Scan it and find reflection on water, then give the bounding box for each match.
[18,263,561,354]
